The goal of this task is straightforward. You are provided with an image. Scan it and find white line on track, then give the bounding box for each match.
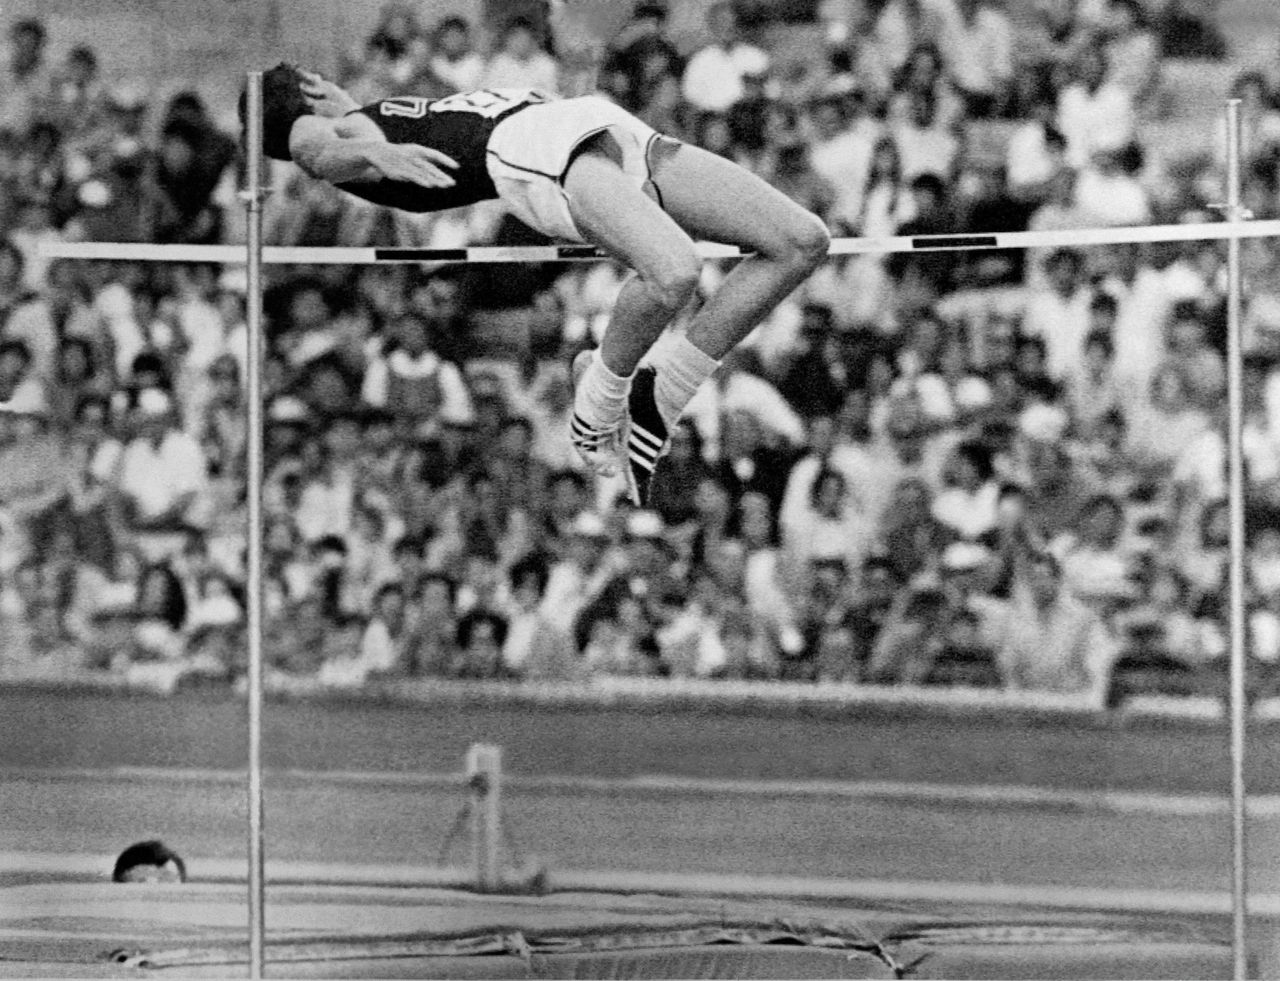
[4,765,1280,818]
[4,851,1279,920]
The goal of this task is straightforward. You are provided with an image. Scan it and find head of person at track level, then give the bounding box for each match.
[112,840,187,884]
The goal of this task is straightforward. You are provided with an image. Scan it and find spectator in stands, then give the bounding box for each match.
[681,1,770,114]
[1231,72,1280,158]
[783,465,873,578]
[49,335,109,426]
[482,16,559,94]
[1099,244,1177,393]
[1056,493,1137,612]
[453,608,511,679]
[47,45,107,149]
[428,16,484,94]
[502,552,578,679]
[1127,363,1213,481]
[805,86,880,227]
[402,571,454,676]
[973,550,1114,701]
[318,581,413,686]
[1067,325,1125,439]
[362,310,474,424]
[1006,80,1068,205]
[127,561,189,662]
[1023,248,1091,382]
[1075,144,1152,227]
[1103,0,1160,109]
[602,2,682,111]
[932,440,1001,543]
[0,18,52,134]
[1161,300,1226,411]
[1057,46,1136,171]
[887,43,964,132]
[117,388,209,557]
[867,585,952,684]
[0,402,74,561]
[873,0,952,80]
[0,340,48,415]
[941,0,1014,118]
[155,93,236,238]
[714,407,796,510]
[341,1,430,104]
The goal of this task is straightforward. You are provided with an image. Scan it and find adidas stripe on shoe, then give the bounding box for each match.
[569,349,623,477]
[624,366,669,508]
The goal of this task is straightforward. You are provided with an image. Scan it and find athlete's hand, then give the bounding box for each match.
[368,143,460,189]
[298,70,360,118]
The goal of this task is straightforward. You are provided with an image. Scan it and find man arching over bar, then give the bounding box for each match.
[242,2,829,507]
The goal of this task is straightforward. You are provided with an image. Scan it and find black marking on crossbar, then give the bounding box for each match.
[373,249,469,261]
[372,246,613,262]
[911,235,1001,250]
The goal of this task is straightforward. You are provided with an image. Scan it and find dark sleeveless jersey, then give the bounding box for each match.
[336,89,547,213]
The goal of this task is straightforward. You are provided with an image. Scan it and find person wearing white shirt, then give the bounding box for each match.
[117,388,208,534]
[931,440,1001,541]
[805,89,881,226]
[892,92,959,183]
[428,16,484,93]
[941,0,1014,115]
[782,465,873,576]
[1099,245,1175,392]
[480,17,559,95]
[1056,47,1136,170]
[361,312,474,425]
[680,1,770,113]
[1006,87,1067,202]
[1074,147,1152,227]
[1022,247,1092,382]
[1173,402,1280,505]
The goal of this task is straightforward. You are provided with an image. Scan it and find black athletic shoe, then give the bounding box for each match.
[624,366,669,508]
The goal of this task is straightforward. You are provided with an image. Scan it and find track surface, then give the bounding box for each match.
[6,688,1280,794]
[6,770,1280,896]
[6,688,1280,977]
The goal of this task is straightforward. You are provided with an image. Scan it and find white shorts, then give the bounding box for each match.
[485,96,661,243]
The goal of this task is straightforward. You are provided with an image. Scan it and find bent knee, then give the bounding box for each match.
[758,211,830,268]
[786,213,832,267]
[645,256,700,310]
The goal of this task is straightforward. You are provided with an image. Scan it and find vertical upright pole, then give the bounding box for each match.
[466,744,503,892]
[244,70,268,981]
[1224,97,1250,981]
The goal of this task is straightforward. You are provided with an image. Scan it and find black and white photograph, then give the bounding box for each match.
[2,0,1279,976]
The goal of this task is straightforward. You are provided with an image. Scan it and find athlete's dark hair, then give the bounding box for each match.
[112,840,187,883]
[240,63,311,162]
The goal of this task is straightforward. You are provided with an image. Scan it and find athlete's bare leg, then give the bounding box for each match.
[651,139,831,362]
[562,141,700,375]
[562,136,829,503]
[561,138,700,478]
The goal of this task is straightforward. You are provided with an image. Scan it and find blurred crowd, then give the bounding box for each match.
[3,0,1280,708]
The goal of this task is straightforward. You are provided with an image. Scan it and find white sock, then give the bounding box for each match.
[650,335,719,429]
[574,348,632,430]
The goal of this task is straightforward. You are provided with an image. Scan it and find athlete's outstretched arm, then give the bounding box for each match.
[289,116,459,187]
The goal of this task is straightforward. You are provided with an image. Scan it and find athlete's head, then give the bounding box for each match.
[240,62,311,161]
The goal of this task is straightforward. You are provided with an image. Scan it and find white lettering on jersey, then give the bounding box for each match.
[379,97,430,119]
[428,89,545,119]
